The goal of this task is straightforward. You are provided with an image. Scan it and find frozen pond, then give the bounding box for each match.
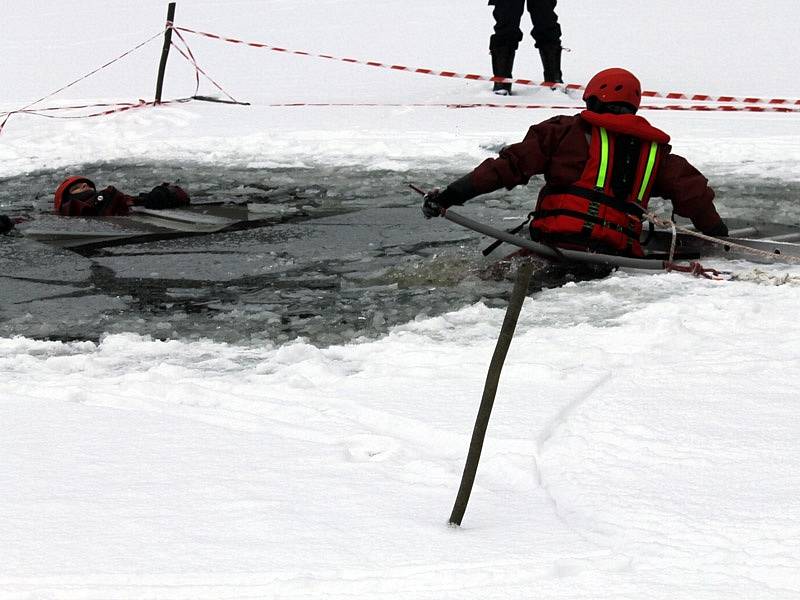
[2,163,799,345]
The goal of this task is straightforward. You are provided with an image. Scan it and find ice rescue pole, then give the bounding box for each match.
[154,2,176,104]
[448,258,534,526]
[444,209,668,270]
[407,184,535,525]
[444,205,659,525]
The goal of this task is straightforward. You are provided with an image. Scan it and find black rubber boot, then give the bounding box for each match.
[538,43,563,84]
[491,47,516,95]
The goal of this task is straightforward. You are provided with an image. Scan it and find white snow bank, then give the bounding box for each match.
[2,272,799,598]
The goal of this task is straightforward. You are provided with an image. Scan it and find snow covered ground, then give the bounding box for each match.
[2,1,800,598]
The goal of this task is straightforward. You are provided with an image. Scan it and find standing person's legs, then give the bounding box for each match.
[489,0,526,94]
[527,0,561,47]
[490,0,525,51]
[527,0,563,82]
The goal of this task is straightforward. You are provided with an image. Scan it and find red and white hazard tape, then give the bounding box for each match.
[173,26,583,94]
[4,23,797,137]
[170,27,242,104]
[7,99,798,123]
[4,99,189,124]
[0,30,165,134]
[450,102,800,114]
[174,25,800,108]
[3,101,143,116]
[263,102,800,114]
[54,98,187,119]
[638,103,800,114]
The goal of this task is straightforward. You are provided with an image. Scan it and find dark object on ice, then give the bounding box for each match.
[138,183,191,210]
[0,215,14,234]
[449,257,535,527]
[191,95,251,106]
[422,67,728,258]
[54,176,190,217]
[489,0,563,94]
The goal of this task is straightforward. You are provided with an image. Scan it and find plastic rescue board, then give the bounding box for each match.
[18,202,313,250]
[641,221,800,262]
[455,210,800,269]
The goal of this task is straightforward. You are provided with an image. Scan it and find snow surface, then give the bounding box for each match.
[2,1,800,598]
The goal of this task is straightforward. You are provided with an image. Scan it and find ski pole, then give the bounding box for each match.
[448,257,534,526]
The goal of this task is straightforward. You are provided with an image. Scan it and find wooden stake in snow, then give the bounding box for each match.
[154,2,176,104]
[448,258,534,526]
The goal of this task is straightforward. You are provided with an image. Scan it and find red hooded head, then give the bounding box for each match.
[54,176,96,213]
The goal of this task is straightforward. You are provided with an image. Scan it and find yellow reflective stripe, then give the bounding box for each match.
[637,142,659,202]
[595,128,609,189]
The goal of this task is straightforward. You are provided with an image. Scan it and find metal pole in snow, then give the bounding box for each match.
[448,258,534,526]
[155,2,176,104]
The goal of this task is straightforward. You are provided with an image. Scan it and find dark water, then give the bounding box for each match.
[1,162,799,346]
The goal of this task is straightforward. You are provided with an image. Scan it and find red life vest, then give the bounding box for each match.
[531,111,670,257]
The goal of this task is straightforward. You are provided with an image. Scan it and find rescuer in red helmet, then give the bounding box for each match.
[422,67,728,257]
[54,177,190,217]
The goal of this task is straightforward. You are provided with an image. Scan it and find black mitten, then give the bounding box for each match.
[422,189,446,219]
[703,220,729,237]
[420,174,476,219]
[0,215,14,234]
[141,183,190,209]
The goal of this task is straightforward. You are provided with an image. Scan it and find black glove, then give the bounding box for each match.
[140,183,190,210]
[422,189,445,219]
[420,174,477,219]
[0,215,14,234]
[422,186,465,219]
[703,220,729,237]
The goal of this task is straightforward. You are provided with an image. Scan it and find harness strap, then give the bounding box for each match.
[529,229,623,255]
[533,208,640,240]
[540,184,645,217]
[582,201,601,236]
[481,212,534,256]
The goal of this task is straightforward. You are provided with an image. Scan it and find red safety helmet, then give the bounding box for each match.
[582,68,642,111]
[54,176,95,212]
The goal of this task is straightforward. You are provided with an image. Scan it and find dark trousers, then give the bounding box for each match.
[489,0,561,51]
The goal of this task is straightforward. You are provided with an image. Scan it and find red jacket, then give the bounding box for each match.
[58,186,136,217]
[468,113,723,234]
